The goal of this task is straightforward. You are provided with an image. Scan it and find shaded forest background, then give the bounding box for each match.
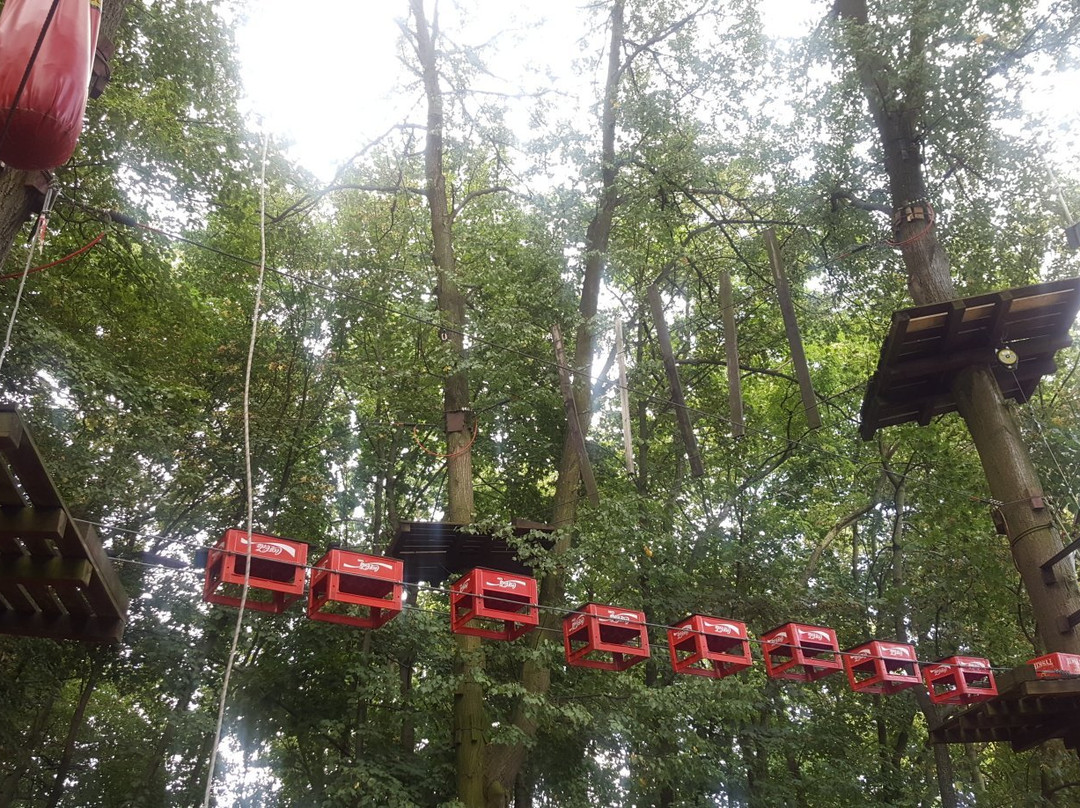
[1,0,1080,806]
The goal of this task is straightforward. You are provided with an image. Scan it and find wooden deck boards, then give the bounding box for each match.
[0,406,127,642]
[860,279,1080,440]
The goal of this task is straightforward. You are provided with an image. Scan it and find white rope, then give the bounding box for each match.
[0,189,55,374]
[202,133,270,808]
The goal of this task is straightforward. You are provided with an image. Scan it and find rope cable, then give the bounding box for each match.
[1009,365,1080,516]
[202,133,270,808]
[0,187,55,374]
[0,231,105,280]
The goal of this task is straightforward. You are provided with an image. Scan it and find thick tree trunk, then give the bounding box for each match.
[836,0,1080,654]
[409,3,482,805]
[482,5,625,805]
[0,169,34,268]
[0,676,62,808]
[45,657,100,808]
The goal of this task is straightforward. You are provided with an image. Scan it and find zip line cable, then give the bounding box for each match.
[202,133,270,808]
[64,201,1022,513]
[0,187,56,374]
[1009,365,1080,518]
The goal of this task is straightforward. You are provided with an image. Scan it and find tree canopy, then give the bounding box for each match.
[1,0,1080,806]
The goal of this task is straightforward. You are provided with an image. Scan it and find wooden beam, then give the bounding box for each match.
[0,556,92,586]
[719,271,745,437]
[614,318,635,474]
[764,229,822,429]
[0,409,64,509]
[0,460,24,507]
[647,285,705,478]
[0,505,66,556]
[550,325,600,505]
[0,611,125,643]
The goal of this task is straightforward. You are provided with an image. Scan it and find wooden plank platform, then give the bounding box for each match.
[930,665,1080,752]
[860,279,1080,440]
[0,406,128,642]
[385,520,552,585]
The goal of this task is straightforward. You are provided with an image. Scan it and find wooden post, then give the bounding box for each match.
[647,285,705,478]
[719,271,745,437]
[764,228,822,429]
[614,318,635,474]
[550,325,600,505]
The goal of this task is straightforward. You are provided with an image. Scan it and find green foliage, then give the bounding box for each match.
[1,0,1080,805]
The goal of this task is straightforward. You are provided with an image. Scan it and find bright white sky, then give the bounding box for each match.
[236,0,1077,206]
[236,0,821,180]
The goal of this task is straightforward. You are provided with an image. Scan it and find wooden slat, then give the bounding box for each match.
[550,325,600,504]
[0,409,64,508]
[19,581,65,616]
[0,460,24,507]
[0,612,124,643]
[0,555,92,586]
[66,523,127,617]
[764,229,822,429]
[0,506,66,557]
[0,534,23,554]
[0,407,129,642]
[48,582,94,618]
[861,278,1080,439]
[647,285,705,478]
[0,580,35,612]
[719,271,745,437]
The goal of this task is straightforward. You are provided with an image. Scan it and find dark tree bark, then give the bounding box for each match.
[45,656,101,808]
[408,2,482,805]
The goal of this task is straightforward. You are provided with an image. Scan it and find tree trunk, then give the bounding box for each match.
[45,656,101,808]
[0,169,34,268]
[482,5,625,804]
[0,675,62,808]
[835,0,1080,654]
[409,3,482,805]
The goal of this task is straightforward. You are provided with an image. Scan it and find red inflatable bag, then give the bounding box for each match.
[0,0,95,170]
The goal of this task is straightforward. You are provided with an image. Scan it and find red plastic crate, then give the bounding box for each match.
[844,640,921,694]
[924,656,997,705]
[563,603,650,671]
[1027,652,1080,679]
[760,623,842,682]
[668,615,752,678]
[307,549,403,629]
[203,529,308,614]
[450,568,538,640]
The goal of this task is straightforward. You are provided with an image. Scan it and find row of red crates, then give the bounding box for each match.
[203,530,1080,705]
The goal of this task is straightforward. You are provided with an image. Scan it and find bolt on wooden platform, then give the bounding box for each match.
[930,664,1080,752]
[385,520,552,585]
[860,278,1080,441]
[0,406,128,643]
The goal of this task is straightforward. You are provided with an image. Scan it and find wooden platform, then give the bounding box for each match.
[930,665,1080,752]
[385,520,551,585]
[0,406,128,642]
[860,278,1080,440]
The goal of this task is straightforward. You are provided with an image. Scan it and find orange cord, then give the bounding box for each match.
[412,417,479,459]
[0,231,106,280]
